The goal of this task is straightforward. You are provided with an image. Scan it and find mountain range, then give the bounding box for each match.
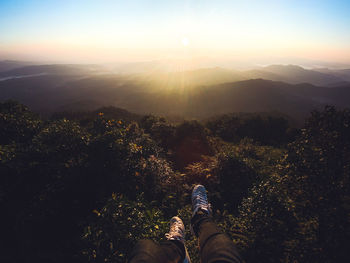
[0,61,349,122]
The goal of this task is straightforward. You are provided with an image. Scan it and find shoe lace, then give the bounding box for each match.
[165,220,184,240]
[193,189,209,210]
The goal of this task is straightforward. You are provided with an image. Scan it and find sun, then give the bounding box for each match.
[181,37,189,46]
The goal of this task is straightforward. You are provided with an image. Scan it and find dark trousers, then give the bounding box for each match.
[128,212,242,263]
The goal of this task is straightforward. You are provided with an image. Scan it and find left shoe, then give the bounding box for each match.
[165,216,186,242]
[165,216,191,263]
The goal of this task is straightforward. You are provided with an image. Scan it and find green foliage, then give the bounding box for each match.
[173,120,214,169]
[236,106,350,262]
[184,139,284,213]
[139,115,176,149]
[1,101,349,263]
[215,149,257,212]
[82,193,168,263]
[281,106,350,262]
[140,117,215,170]
[52,106,141,126]
[0,100,42,144]
[31,119,90,170]
[0,101,174,263]
[206,113,297,146]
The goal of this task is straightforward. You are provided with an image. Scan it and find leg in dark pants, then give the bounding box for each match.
[191,211,242,263]
[128,239,185,263]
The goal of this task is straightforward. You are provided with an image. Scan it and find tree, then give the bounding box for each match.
[237,106,350,262]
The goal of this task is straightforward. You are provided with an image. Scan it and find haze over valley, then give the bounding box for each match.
[1,60,349,124]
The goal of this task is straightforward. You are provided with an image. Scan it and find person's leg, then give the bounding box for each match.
[128,239,185,263]
[191,211,242,263]
[128,216,190,263]
[191,185,242,263]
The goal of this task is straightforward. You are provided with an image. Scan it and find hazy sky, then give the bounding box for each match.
[1,0,350,64]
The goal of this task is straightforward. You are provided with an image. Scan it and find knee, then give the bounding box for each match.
[135,239,157,250]
[128,239,158,263]
[202,234,242,263]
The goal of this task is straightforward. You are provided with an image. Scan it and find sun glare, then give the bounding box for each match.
[181,37,189,46]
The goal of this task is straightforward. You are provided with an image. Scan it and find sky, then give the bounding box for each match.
[0,0,350,64]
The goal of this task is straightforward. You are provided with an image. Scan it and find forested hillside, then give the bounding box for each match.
[1,100,349,262]
[2,72,350,123]
[1,64,350,121]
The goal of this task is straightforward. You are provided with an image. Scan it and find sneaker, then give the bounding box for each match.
[165,216,191,263]
[191,184,212,217]
[165,216,186,242]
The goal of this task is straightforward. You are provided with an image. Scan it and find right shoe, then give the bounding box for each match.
[191,184,212,217]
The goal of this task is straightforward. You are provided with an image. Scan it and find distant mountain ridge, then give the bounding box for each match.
[1,69,349,122]
[251,64,344,86]
[0,60,37,72]
[1,61,350,122]
[0,64,102,77]
[2,62,349,87]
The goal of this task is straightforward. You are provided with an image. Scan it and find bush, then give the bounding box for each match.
[173,121,214,169]
[0,100,41,144]
[2,101,349,263]
[82,193,168,263]
[206,113,295,146]
[236,106,350,262]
